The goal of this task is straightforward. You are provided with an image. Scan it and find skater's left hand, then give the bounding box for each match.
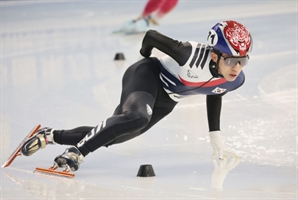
[209,131,241,160]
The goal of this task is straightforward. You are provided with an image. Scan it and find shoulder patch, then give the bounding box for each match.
[212,87,227,94]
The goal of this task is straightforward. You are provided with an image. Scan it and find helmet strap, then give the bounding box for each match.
[215,52,222,72]
[209,51,223,78]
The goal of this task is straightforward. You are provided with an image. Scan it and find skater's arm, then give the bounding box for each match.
[206,94,226,131]
[140,30,192,65]
[207,93,241,159]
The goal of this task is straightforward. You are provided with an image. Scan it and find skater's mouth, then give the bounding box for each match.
[229,73,237,79]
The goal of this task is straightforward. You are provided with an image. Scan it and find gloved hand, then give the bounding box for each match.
[209,131,240,160]
[139,47,151,58]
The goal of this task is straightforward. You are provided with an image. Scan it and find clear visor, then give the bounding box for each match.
[220,55,249,67]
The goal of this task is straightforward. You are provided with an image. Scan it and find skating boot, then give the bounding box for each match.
[54,146,84,172]
[21,127,55,156]
[119,18,149,34]
[147,15,159,25]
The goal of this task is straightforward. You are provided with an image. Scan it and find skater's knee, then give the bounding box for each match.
[122,91,155,122]
[134,115,150,129]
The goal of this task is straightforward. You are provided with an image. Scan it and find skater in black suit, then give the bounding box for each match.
[22,20,253,172]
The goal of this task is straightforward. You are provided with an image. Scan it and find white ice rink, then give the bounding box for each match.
[0,1,297,199]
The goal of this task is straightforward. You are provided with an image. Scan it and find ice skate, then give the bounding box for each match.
[2,125,41,168]
[125,18,150,34]
[54,146,84,172]
[21,127,55,156]
[147,15,159,25]
[112,17,150,35]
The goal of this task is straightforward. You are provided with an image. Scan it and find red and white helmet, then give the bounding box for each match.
[207,20,253,56]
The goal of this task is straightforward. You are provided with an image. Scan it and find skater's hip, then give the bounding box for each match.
[122,57,176,106]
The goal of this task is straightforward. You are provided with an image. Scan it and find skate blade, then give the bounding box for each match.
[2,124,41,168]
[35,167,75,178]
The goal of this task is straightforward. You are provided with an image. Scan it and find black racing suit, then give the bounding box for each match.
[53,30,245,157]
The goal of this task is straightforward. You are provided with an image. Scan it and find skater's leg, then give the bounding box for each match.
[53,104,123,146]
[107,77,177,145]
[54,91,156,171]
[76,58,161,156]
[141,0,162,18]
[156,0,178,19]
[107,103,176,145]
[54,58,170,171]
[53,126,94,146]
[77,91,156,156]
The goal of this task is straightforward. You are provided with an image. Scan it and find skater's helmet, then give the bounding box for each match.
[207,20,253,56]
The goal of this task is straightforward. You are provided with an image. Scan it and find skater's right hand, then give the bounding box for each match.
[140,48,151,58]
[209,131,240,160]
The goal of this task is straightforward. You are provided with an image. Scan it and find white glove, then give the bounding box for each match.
[209,131,240,160]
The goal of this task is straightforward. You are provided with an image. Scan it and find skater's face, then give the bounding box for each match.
[211,52,248,81]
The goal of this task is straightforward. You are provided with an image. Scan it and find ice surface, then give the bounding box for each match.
[0,1,297,199]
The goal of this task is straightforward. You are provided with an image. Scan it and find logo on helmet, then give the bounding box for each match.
[224,21,251,56]
[208,20,252,56]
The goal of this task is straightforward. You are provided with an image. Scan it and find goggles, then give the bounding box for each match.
[220,55,249,67]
